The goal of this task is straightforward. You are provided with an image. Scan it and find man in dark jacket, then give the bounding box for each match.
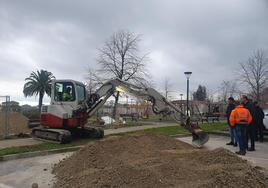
[254,101,265,142]
[226,97,237,146]
[241,95,256,151]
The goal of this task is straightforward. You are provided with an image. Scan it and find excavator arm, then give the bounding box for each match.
[85,79,209,147]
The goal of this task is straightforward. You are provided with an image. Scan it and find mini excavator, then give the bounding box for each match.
[32,79,209,147]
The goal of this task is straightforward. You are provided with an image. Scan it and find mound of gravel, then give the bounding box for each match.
[53,134,268,188]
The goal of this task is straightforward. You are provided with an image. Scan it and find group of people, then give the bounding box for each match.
[226,95,265,156]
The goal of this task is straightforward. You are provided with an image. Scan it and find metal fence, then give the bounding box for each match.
[0,95,10,139]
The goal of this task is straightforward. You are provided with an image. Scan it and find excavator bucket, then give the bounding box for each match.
[191,130,209,148]
[182,118,209,148]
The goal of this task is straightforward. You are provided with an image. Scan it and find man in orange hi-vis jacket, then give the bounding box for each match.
[229,102,252,156]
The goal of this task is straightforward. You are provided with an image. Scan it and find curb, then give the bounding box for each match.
[0,146,82,162]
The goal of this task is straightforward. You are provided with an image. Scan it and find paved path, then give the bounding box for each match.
[0,122,177,149]
[178,135,268,173]
[0,152,72,188]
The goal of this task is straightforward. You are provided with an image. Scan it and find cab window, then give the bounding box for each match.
[54,82,75,102]
[77,84,86,102]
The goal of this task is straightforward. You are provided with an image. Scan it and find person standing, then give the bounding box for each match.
[241,95,256,151]
[254,101,265,142]
[229,102,252,155]
[226,97,237,146]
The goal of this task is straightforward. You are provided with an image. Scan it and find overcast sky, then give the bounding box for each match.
[0,0,268,105]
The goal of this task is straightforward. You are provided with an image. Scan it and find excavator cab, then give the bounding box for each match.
[51,80,87,105]
[40,80,90,130]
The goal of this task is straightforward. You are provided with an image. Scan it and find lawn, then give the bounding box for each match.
[0,138,95,157]
[201,122,228,132]
[143,122,228,136]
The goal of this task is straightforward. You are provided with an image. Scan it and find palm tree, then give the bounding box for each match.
[23,70,55,112]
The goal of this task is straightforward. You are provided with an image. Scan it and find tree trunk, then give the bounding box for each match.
[38,92,44,113]
[112,91,120,119]
[256,83,260,102]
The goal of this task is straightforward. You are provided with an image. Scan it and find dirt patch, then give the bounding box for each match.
[0,112,30,136]
[53,134,268,188]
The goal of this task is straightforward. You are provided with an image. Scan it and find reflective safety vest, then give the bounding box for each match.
[229,105,252,127]
[63,92,72,101]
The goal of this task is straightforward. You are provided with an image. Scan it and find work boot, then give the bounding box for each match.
[241,151,246,155]
[248,148,255,151]
[226,142,234,145]
[235,151,246,156]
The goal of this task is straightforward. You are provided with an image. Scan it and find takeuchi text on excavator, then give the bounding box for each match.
[32,78,209,147]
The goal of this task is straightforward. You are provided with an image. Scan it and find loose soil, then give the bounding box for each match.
[0,112,30,136]
[53,133,268,188]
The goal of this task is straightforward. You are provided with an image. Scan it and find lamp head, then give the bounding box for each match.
[184,71,192,79]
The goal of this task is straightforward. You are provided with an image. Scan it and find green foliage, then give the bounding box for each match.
[193,85,207,101]
[23,70,55,97]
[21,109,40,119]
[23,69,55,110]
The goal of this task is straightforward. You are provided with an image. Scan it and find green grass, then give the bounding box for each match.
[0,143,66,156]
[200,122,228,132]
[142,122,228,136]
[142,114,173,121]
[0,138,96,157]
[144,126,189,135]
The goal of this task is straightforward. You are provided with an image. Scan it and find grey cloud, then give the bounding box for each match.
[0,0,268,103]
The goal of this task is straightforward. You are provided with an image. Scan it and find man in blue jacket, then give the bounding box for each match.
[226,97,237,146]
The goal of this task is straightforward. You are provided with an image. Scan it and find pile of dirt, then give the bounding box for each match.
[53,134,268,188]
[0,112,30,136]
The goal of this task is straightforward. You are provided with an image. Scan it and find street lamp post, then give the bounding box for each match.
[180,94,183,101]
[184,72,192,116]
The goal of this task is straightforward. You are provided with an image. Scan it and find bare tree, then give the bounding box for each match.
[239,49,268,102]
[85,68,101,95]
[206,88,214,103]
[92,30,150,118]
[163,77,172,99]
[219,80,238,103]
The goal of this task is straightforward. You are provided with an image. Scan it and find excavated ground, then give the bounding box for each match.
[53,133,268,188]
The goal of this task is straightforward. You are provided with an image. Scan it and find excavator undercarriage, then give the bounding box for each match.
[32,127,104,144]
